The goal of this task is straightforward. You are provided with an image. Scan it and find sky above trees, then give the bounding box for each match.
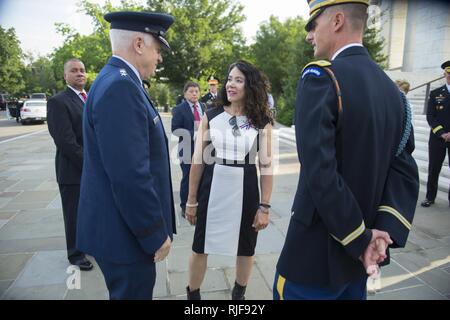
[0,0,309,57]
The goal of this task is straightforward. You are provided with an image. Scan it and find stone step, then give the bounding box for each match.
[275,128,296,143]
[415,155,450,179]
[414,133,429,144]
[413,123,428,132]
[414,118,428,127]
[285,119,449,199]
[418,170,449,199]
[413,145,449,167]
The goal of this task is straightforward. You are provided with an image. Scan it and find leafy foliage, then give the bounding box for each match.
[0,26,25,95]
[363,26,388,68]
[146,0,248,94]
[251,16,313,125]
[3,0,388,120]
[23,56,57,96]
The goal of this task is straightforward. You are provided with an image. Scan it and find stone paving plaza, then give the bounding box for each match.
[0,114,449,300]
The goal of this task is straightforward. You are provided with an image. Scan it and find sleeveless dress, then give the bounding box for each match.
[192,106,266,256]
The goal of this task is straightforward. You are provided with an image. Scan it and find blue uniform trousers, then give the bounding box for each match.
[273,272,367,300]
[96,257,156,300]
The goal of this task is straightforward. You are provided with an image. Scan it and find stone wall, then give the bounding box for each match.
[376,0,450,73]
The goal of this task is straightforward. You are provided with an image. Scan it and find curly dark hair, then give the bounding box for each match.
[218,60,273,129]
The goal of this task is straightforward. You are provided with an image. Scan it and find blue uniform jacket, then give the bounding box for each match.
[427,85,450,146]
[77,57,176,264]
[277,46,419,288]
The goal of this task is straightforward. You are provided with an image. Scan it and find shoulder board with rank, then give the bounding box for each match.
[119,68,128,77]
[301,59,343,115]
[302,60,332,72]
[301,60,332,78]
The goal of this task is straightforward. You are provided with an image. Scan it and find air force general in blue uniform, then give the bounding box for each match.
[76,12,176,299]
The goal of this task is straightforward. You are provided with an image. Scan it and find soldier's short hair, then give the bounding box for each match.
[109,29,155,53]
[327,3,368,32]
[63,58,84,73]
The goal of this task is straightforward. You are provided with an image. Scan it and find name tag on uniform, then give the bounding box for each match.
[153,116,160,126]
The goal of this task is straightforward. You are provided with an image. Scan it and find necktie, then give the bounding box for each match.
[193,104,201,122]
[80,92,87,102]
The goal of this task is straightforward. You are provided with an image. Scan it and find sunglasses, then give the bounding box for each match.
[228,116,241,137]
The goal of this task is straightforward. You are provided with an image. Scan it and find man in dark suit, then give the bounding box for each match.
[275,0,419,300]
[421,61,450,208]
[171,81,205,218]
[76,11,176,300]
[200,76,219,109]
[47,58,93,271]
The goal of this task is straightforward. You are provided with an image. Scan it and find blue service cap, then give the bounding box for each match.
[104,11,174,51]
[305,0,369,32]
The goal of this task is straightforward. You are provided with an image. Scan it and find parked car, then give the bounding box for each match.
[20,99,47,124]
[30,93,47,100]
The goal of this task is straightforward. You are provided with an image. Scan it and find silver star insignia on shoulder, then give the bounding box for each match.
[120,69,128,77]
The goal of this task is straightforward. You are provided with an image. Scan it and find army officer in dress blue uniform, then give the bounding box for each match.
[200,76,219,109]
[275,0,419,300]
[421,61,450,208]
[76,11,176,300]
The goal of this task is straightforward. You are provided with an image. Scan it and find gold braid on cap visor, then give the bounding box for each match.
[308,0,370,15]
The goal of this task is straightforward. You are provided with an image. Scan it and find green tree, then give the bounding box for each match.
[146,0,248,90]
[51,0,143,91]
[363,26,388,68]
[50,0,247,98]
[252,18,387,126]
[251,16,313,125]
[0,26,25,95]
[148,81,173,110]
[23,56,57,96]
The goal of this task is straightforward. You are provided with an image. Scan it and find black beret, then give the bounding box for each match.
[104,11,174,51]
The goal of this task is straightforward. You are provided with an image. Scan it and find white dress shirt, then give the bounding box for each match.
[113,55,142,83]
[331,43,364,61]
[187,101,204,118]
[67,85,87,103]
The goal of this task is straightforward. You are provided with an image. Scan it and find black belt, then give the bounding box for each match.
[214,158,256,167]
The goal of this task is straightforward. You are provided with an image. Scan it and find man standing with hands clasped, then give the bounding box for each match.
[47,58,93,271]
[421,61,450,208]
[76,11,176,300]
[200,76,219,109]
[275,0,419,300]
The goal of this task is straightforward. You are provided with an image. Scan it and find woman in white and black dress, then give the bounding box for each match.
[185,60,274,300]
